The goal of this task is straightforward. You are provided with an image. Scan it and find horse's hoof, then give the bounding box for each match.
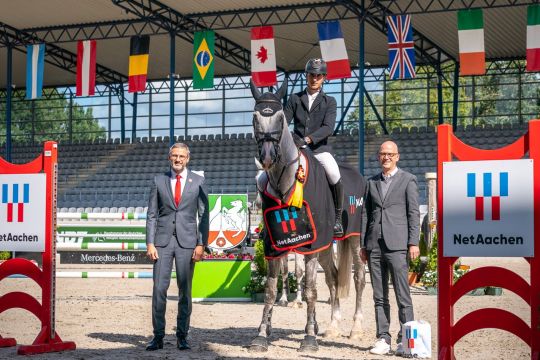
[298,335,318,352]
[349,330,363,340]
[249,336,269,352]
[276,299,288,307]
[322,328,341,339]
[291,300,303,309]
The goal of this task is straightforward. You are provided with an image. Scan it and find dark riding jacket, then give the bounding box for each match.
[284,89,337,154]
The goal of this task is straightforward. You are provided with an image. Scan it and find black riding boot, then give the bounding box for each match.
[331,179,344,237]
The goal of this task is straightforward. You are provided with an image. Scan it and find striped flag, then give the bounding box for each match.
[128,35,150,93]
[317,21,351,80]
[386,15,416,79]
[458,9,485,75]
[26,44,45,100]
[527,4,540,72]
[76,40,96,97]
[193,31,215,89]
[251,26,277,87]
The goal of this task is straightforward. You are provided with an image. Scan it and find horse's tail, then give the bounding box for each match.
[336,238,352,298]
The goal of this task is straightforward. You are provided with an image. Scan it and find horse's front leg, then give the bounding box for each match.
[298,254,319,352]
[276,256,289,307]
[318,245,341,339]
[292,253,304,308]
[349,235,366,340]
[250,259,281,352]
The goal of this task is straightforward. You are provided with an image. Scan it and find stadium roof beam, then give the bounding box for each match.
[0,22,127,86]
[376,0,536,15]
[110,0,281,73]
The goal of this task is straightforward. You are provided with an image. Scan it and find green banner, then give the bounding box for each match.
[56,225,146,244]
[192,260,251,300]
[193,30,215,89]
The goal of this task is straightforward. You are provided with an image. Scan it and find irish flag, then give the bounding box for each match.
[527,4,540,72]
[458,9,485,75]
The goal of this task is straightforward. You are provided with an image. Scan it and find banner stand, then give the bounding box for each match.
[437,121,540,360]
[0,141,76,355]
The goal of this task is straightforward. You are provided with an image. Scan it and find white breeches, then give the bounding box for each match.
[314,152,341,185]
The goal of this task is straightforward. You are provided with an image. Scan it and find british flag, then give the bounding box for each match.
[387,15,416,79]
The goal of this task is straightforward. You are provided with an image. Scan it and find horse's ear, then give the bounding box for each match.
[275,79,288,100]
[250,79,262,100]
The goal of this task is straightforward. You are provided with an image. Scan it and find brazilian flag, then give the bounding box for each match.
[193,31,215,89]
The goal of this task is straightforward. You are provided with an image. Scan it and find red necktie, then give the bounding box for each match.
[175,175,182,206]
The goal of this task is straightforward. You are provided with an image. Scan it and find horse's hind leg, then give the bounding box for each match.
[292,253,304,308]
[349,235,366,340]
[298,254,319,352]
[250,259,281,352]
[318,245,341,339]
[276,256,289,307]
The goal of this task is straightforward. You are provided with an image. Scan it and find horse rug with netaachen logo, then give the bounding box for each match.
[258,150,335,259]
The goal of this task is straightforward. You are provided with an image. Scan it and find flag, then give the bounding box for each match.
[527,4,540,72]
[193,31,215,89]
[76,40,96,97]
[251,26,277,87]
[317,21,351,80]
[386,15,416,79]
[128,35,150,93]
[458,9,485,75]
[26,44,45,100]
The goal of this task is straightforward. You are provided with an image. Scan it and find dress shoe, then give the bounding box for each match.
[177,337,191,350]
[145,337,163,351]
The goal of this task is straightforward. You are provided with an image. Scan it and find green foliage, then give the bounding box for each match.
[253,239,267,277]
[421,234,467,287]
[344,61,540,133]
[0,251,11,261]
[0,89,105,143]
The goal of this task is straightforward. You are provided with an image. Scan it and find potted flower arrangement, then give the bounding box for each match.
[242,239,298,302]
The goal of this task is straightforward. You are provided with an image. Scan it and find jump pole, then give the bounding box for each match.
[0,141,76,355]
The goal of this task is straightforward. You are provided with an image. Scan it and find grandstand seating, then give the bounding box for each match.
[0,122,530,210]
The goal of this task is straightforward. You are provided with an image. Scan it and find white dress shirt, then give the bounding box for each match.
[307,89,320,111]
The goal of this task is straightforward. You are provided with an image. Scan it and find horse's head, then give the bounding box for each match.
[250,79,288,170]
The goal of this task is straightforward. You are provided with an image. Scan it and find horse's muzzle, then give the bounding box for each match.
[259,141,277,169]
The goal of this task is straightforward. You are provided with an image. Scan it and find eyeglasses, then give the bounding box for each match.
[170,154,188,160]
[307,73,324,79]
[379,152,398,158]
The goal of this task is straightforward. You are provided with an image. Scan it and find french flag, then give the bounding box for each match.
[76,40,97,97]
[317,21,351,80]
[251,26,277,87]
[26,44,45,100]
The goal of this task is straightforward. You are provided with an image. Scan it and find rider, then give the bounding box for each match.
[284,58,344,237]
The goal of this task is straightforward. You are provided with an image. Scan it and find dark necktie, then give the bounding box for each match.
[175,175,182,206]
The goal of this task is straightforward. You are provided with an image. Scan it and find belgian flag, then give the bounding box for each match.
[128,35,150,92]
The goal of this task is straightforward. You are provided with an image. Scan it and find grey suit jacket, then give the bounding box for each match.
[284,89,337,154]
[146,169,209,248]
[362,169,420,251]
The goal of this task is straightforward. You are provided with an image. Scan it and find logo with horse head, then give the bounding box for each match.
[208,194,248,250]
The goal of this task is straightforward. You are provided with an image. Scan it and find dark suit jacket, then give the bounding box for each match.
[362,169,420,251]
[284,89,337,154]
[146,169,209,248]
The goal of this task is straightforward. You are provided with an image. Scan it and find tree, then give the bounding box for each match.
[0,88,105,144]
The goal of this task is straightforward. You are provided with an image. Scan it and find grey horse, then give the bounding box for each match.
[249,79,367,353]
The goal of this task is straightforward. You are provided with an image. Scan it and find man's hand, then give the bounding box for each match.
[147,244,159,261]
[408,245,420,260]
[192,245,204,262]
[360,247,368,264]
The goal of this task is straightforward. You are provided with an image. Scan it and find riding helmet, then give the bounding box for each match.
[305,58,327,75]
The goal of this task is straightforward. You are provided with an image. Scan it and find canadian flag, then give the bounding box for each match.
[251,26,277,87]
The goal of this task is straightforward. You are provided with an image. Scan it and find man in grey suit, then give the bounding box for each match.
[145,142,209,351]
[360,140,420,356]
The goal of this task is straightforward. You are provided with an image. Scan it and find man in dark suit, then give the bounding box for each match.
[145,142,209,351]
[360,140,420,356]
[284,58,344,237]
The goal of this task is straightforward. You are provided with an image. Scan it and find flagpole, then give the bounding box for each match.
[358,0,365,175]
[169,31,175,147]
[6,44,12,162]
